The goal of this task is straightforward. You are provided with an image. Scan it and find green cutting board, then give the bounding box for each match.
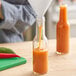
[0,57,27,71]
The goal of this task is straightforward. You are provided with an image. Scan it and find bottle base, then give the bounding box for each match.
[33,71,47,76]
[56,51,62,55]
[56,51,68,55]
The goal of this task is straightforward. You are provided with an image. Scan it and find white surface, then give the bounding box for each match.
[28,0,53,17]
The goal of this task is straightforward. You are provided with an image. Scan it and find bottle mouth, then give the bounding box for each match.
[60,4,67,8]
[36,16,45,27]
[36,16,45,21]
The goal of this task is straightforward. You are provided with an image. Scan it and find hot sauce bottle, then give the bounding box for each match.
[33,17,48,75]
[56,5,70,54]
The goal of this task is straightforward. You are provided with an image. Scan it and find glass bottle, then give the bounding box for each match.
[56,5,70,54]
[33,16,48,75]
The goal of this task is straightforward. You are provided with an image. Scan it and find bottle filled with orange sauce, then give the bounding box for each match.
[33,17,48,75]
[56,5,70,54]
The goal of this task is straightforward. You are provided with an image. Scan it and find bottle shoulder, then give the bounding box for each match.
[33,35,47,41]
[57,21,70,27]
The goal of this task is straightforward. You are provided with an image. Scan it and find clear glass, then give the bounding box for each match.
[33,17,48,50]
[33,17,48,75]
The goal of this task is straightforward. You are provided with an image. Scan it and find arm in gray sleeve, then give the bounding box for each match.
[0,0,18,29]
[0,0,36,31]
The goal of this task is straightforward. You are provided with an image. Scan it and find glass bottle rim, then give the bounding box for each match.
[36,16,45,22]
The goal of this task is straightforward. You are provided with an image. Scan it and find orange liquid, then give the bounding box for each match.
[33,48,48,74]
[57,5,70,54]
[39,25,42,50]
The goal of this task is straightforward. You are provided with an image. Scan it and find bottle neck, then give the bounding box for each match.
[59,5,67,22]
[36,17,45,40]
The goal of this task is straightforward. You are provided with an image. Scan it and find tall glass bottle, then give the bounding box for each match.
[33,17,48,75]
[56,5,70,54]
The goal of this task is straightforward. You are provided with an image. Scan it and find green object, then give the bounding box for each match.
[0,47,15,54]
[0,57,27,71]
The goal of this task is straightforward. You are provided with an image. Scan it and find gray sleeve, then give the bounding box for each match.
[0,0,36,30]
[0,1,18,29]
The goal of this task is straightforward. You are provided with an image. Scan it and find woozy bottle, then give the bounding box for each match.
[33,17,48,75]
[56,5,70,54]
